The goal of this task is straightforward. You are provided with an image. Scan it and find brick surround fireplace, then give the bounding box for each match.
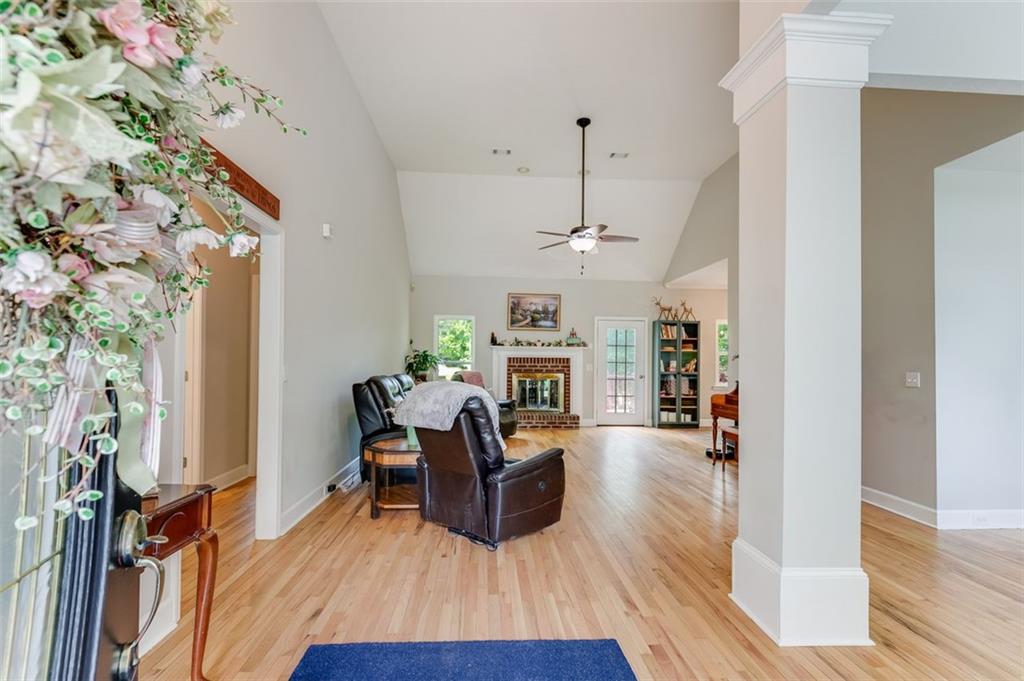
[505,356,580,429]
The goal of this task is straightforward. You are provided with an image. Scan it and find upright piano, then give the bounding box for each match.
[710,382,739,459]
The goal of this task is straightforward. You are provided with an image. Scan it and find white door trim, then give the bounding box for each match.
[593,317,649,426]
[173,193,285,540]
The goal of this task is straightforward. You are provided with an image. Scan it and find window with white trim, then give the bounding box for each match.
[434,315,475,380]
[715,319,729,387]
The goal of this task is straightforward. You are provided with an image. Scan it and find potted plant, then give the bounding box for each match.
[404,342,440,383]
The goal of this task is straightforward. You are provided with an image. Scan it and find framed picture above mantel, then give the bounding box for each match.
[507,293,561,331]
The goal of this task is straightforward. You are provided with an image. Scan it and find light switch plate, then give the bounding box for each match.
[321,223,333,239]
[905,371,921,388]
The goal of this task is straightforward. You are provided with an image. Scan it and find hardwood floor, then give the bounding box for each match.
[141,427,1024,680]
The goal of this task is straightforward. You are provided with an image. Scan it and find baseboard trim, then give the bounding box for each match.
[861,486,937,528]
[699,418,712,427]
[205,464,251,494]
[580,418,596,427]
[731,538,872,646]
[280,458,360,535]
[936,508,1024,530]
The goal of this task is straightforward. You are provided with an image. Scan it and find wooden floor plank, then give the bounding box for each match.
[141,427,1024,680]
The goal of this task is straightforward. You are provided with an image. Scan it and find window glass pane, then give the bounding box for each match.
[437,318,473,366]
[624,379,635,397]
[625,346,635,363]
[615,396,625,413]
[625,396,636,414]
[625,328,636,345]
[606,344,616,361]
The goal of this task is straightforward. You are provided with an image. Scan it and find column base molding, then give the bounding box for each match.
[731,538,873,647]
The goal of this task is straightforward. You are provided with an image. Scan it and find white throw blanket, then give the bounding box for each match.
[394,381,506,450]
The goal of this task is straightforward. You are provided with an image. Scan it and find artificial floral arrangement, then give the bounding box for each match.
[1,0,303,530]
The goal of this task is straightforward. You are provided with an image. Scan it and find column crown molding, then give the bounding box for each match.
[720,12,892,125]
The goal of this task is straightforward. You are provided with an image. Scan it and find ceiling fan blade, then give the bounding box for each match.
[536,230,571,237]
[597,234,639,243]
[593,224,609,235]
[538,240,570,250]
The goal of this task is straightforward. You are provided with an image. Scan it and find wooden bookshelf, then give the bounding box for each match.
[652,320,700,428]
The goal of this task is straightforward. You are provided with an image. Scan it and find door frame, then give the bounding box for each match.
[593,316,650,426]
[173,192,285,540]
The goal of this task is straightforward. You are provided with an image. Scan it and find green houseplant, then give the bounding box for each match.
[404,341,439,382]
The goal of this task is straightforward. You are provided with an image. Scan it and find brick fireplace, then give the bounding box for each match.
[504,356,580,429]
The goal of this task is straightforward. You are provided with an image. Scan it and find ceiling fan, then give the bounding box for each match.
[537,117,639,269]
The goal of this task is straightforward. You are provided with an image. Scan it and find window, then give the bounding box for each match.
[434,315,475,380]
[715,319,729,387]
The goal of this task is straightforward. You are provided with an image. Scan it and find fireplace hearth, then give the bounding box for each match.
[512,372,564,412]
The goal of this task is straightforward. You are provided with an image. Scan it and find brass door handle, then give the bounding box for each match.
[111,509,166,681]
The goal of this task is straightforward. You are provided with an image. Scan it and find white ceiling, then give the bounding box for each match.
[398,171,701,281]
[837,1,1024,94]
[942,132,1024,174]
[320,1,739,181]
[666,258,728,289]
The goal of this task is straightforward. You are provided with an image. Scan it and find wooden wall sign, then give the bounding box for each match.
[201,138,281,220]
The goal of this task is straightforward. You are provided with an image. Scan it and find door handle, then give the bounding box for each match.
[111,510,166,681]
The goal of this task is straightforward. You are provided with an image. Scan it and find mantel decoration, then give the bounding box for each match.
[489,333,588,348]
[1,0,304,532]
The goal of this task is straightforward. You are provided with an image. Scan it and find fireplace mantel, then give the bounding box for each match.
[491,346,588,419]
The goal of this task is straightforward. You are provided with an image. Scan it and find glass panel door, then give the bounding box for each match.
[596,319,646,425]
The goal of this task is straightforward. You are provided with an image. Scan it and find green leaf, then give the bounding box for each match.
[119,63,167,110]
[14,516,39,531]
[77,508,95,521]
[75,490,104,503]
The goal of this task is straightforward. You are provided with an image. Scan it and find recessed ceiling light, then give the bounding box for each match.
[491,148,512,156]
[517,166,530,174]
[609,152,630,159]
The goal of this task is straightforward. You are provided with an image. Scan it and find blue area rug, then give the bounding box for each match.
[289,639,637,681]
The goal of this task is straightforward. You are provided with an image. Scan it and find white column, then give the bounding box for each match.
[719,12,890,646]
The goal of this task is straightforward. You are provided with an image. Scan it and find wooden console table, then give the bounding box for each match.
[143,484,218,681]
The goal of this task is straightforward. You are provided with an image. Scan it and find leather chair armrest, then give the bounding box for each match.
[487,448,563,484]
[496,399,517,411]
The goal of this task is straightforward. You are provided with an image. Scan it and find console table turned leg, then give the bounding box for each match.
[192,529,219,681]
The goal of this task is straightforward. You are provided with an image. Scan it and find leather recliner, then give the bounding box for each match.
[352,373,416,480]
[451,371,518,438]
[416,396,564,548]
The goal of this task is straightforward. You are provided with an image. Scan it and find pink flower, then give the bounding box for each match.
[57,254,92,282]
[147,23,183,66]
[123,42,157,68]
[16,289,59,309]
[96,0,149,46]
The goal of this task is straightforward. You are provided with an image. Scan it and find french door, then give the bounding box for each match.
[595,319,646,425]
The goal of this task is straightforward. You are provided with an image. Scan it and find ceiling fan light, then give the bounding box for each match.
[569,236,597,253]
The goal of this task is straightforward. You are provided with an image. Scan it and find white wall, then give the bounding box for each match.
[410,275,727,422]
[664,154,739,381]
[142,0,411,655]
[203,2,410,517]
[934,164,1023,527]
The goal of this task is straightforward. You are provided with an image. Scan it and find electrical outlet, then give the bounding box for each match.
[325,483,337,495]
[321,223,333,239]
[905,371,921,388]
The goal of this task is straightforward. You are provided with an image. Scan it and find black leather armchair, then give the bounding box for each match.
[451,371,518,438]
[416,396,564,549]
[352,373,416,480]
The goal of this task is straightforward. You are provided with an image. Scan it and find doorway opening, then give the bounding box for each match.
[182,198,261,492]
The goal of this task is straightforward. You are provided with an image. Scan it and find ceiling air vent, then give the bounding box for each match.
[609,152,630,159]
[491,148,512,155]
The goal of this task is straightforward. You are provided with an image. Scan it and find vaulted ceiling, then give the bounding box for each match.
[319,2,739,281]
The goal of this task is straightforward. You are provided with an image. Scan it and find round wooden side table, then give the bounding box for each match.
[363,437,421,519]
